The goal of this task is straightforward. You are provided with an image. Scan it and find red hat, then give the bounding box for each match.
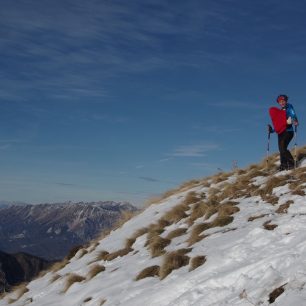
[277,95,288,103]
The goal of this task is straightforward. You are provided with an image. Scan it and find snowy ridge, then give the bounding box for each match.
[2,152,306,306]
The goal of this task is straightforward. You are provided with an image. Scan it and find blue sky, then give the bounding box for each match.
[1,0,306,206]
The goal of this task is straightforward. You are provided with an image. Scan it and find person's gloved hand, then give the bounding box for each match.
[287,117,292,124]
[267,124,273,133]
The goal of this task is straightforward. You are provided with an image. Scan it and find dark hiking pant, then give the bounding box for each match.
[278,131,294,169]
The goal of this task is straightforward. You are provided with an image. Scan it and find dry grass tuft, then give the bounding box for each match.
[166,228,187,240]
[66,245,83,260]
[276,200,294,214]
[257,175,290,196]
[87,264,106,280]
[161,203,189,224]
[263,220,278,231]
[218,202,240,217]
[205,206,219,220]
[75,249,88,259]
[63,273,86,293]
[211,216,234,228]
[49,273,62,283]
[145,223,166,246]
[83,297,93,303]
[7,284,29,304]
[187,200,237,246]
[188,201,210,224]
[135,265,160,281]
[96,250,110,261]
[211,172,232,184]
[187,223,211,246]
[218,182,246,201]
[189,256,207,271]
[261,194,279,205]
[105,247,133,261]
[269,284,286,303]
[291,187,305,196]
[100,299,107,305]
[248,214,269,222]
[296,146,306,161]
[125,227,148,249]
[148,236,171,258]
[50,259,69,272]
[159,251,190,280]
[95,210,138,242]
[183,191,200,206]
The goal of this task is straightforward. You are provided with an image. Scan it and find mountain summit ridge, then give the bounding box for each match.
[2,149,306,306]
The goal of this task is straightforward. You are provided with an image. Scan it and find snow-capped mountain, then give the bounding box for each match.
[0,201,137,260]
[2,150,306,306]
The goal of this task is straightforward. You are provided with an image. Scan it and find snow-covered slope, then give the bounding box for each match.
[2,154,306,306]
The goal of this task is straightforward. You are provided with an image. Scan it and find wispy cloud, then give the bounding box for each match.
[207,101,266,109]
[170,144,219,157]
[54,182,80,187]
[0,0,245,102]
[192,124,240,133]
[138,176,160,183]
[138,176,178,185]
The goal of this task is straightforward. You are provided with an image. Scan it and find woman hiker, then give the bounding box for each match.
[268,94,299,171]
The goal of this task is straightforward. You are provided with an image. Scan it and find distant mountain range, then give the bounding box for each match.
[0,201,28,208]
[0,250,51,293]
[0,201,137,260]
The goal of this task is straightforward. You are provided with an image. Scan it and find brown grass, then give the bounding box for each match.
[100,299,107,305]
[218,182,246,201]
[145,179,201,206]
[261,194,279,205]
[7,284,29,304]
[291,188,305,196]
[276,200,294,214]
[188,201,210,224]
[257,175,290,196]
[145,223,166,246]
[189,256,206,271]
[166,228,187,239]
[248,214,269,222]
[76,249,88,259]
[296,146,306,161]
[87,264,105,280]
[96,250,110,261]
[263,220,278,231]
[148,236,171,257]
[50,259,69,272]
[211,216,234,228]
[205,206,219,220]
[187,201,237,246]
[49,273,62,283]
[161,203,189,224]
[66,245,83,260]
[105,247,133,261]
[95,210,138,242]
[269,285,286,303]
[159,250,190,280]
[211,172,232,184]
[187,223,211,246]
[125,227,149,249]
[183,191,200,206]
[135,265,160,281]
[218,202,240,217]
[62,273,86,293]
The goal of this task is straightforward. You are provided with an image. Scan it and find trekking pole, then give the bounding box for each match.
[266,128,271,169]
[294,125,298,169]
